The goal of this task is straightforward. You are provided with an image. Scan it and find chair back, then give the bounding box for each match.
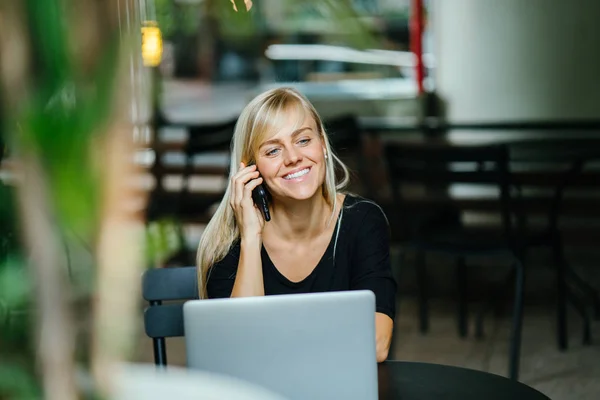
[325,114,362,151]
[324,114,373,196]
[508,138,600,239]
[384,142,514,243]
[146,119,236,224]
[184,119,237,156]
[142,266,199,365]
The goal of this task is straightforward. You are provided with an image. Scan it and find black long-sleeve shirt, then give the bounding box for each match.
[206,195,397,321]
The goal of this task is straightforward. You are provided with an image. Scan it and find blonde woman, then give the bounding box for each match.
[196,87,396,362]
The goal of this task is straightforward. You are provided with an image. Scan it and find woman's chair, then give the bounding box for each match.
[384,141,525,381]
[142,266,198,366]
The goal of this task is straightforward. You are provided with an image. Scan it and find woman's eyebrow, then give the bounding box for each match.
[291,126,312,136]
[259,127,312,148]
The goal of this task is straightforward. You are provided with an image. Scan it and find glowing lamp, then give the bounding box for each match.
[141,21,163,67]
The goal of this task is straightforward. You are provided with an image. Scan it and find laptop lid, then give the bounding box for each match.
[183,290,378,400]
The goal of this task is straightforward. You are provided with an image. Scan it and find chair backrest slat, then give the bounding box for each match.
[144,303,186,338]
[142,266,199,302]
[389,166,505,185]
[186,119,237,154]
[324,114,376,196]
[384,142,514,242]
[384,142,509,187]
[325,114,362,151]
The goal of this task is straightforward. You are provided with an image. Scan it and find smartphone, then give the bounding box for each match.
[249,163,271,222]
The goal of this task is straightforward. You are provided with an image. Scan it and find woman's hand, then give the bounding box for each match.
[230,162,265,240]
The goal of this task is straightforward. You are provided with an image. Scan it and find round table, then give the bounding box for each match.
[378,362,550,400]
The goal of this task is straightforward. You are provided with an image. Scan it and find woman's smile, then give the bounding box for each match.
[282,167,311,181]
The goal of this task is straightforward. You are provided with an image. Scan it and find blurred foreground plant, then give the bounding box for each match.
[0,0,148,398]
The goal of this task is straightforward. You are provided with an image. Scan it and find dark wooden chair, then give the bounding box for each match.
[142,266,198,366]
[384,141,525,381]
[324,114,375,197]
[147,118,236,223]
[508,139,600,349]
[146,117,236,264]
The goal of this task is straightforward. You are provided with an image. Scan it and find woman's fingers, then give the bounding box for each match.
[230,163,252,206]
[231,164,259,205]
[234,172,260,205]
[229,162,266,236]
[242,176,264,204]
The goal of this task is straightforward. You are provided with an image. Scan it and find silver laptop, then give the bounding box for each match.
[183,290,378,400]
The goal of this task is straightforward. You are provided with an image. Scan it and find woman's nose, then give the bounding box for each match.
[283,147,302,165]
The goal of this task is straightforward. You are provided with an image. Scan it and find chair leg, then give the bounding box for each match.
[566,287,592,346]
[475,267,517,339]
[475,305,489,339]
[509,259,525,381]
[456,257,468,338]
[415,251,429,334]
[150,300,168,367]
[566,267,600,320]
[394,249,405,299]
[554,243,568,351]
[474,281,503,339]
[153,337,168,366]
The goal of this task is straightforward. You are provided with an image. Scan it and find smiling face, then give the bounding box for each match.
[254,106,327,203]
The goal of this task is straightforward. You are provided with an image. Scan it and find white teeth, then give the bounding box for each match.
[284,168,309,180]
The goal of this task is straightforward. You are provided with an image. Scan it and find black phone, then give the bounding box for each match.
[249,163,271,222]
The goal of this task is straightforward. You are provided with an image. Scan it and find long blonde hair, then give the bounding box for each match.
[196,87,350,298]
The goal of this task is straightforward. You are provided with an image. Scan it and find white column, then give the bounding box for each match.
[431,0,600,122]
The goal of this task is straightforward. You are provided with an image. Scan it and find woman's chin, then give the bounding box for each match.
[273,187,321,203]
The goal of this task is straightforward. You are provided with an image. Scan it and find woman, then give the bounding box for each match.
[196,87,396,362]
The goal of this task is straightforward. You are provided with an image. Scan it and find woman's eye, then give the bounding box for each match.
[297,138,311,145]
[265,148,280,156]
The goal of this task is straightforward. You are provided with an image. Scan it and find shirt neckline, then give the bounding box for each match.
[262,195,349,287]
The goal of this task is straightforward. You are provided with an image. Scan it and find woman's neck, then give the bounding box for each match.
[266,192,333,242]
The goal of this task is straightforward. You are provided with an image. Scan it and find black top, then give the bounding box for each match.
[378,361,550,400]
[207,194,397,321]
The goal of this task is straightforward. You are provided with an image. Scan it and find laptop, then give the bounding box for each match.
[183,290,378,400]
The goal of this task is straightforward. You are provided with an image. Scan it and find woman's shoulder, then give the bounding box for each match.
[341,194,389,225]
[343,194,386,214]
[208,240,241,275]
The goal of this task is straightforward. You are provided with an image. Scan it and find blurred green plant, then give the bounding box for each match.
[156,0,201,40]
[17,0,120,239]
[0,0,391,398]
[145,218,186,268]
[282,0,380,49]
[156,0,382,78]
[213,0,380,48]
[0,0,139,398]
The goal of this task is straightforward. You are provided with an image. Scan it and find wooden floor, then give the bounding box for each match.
[392,298,600,400]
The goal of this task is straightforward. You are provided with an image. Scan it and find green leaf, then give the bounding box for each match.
[25,0,72,100]
[14,28,122,239]
[0,363,41,399]
[0,257,30,310]
[145,219,184,268]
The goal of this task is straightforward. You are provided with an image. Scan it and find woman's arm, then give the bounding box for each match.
[376,312,394,362]
[229,162,266,297]
[349,202,398,363]
[230,236,265,297]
